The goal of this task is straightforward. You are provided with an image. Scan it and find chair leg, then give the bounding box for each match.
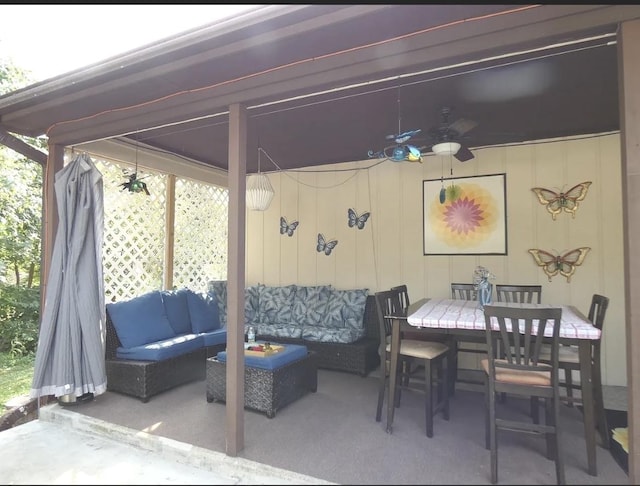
[394,363,403,408]
[552,394,566,484]
[441,354,450,421]
[530,396,540,424]
[544,398,555,460]
[488,383,498,483]
[425,359,434,438]
[565,368,574,407]
[376,360,387,422]
[449,338,458,397]
[593,358,609,449]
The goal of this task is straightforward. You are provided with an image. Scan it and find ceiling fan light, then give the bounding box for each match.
[432,141,461,156]
[246,173,275,211]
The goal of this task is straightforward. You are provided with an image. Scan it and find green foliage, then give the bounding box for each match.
[0,60,33,95]
[0,352,35,408]
[0,284,40,355]
[0,59,43,288]
[0,155,43,287]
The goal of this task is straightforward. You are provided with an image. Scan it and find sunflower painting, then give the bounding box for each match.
[423,173,507,255]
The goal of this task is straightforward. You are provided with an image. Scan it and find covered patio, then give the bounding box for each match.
[1,4,640,482]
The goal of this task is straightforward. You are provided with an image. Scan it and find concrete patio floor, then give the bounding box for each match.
[0,404,332,485]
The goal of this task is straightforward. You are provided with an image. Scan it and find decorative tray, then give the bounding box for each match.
[244,343,284,357]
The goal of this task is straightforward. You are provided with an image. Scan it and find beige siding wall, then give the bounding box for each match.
[246,133,626,386]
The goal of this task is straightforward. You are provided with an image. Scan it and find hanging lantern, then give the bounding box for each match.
[246,147,275,211]
[246,173,274,211]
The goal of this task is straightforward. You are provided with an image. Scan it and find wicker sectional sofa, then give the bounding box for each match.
[208,281,380,377]
[105,288,227,402]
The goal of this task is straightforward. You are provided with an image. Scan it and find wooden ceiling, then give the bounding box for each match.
[1,5,639,172]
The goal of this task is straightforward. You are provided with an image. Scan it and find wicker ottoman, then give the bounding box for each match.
[206,345,318,418]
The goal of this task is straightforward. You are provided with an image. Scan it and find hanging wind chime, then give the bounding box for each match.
[439,151,460,204]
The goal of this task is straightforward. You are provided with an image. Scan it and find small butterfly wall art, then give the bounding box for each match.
[528,247,591,283]
[317,233,338,256]
[347,208,370,230]
[280,216,299,237]
[531,181,592,220]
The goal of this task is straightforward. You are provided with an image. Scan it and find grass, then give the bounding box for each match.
[0,352,35,409]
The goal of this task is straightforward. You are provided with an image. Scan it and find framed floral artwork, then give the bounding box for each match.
[422,173,507,255]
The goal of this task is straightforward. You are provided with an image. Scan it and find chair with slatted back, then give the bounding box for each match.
[482,304,565,484]
[450,282,487,393]
[374,289,450,437]
[451,282,477,300]
[394,284,456,396]
[391,284,410,313]
[539,294,610,449]
[495,284,542,304]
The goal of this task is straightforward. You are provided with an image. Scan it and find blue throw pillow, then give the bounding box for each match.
[161,288,192,335]
[107,291,177,348]
[187,290,221,333]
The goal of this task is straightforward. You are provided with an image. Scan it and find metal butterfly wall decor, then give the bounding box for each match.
[528,247,591,282]
[347,208,370,230]
[531,181,592,220]
[317,233,338,256]
[280,216,299,237]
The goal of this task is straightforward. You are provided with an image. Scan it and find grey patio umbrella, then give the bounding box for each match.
[30,153,107,402]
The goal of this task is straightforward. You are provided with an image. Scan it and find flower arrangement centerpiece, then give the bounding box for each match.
[473,265,496,308]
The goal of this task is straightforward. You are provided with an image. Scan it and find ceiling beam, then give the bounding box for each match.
[0,126,47,165]
[44,5,640,147]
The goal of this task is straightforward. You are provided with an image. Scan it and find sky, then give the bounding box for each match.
[0,5,260,82]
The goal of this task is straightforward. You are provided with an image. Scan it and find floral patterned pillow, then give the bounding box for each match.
[291,285,332,326]
[258,285,296,325]
[321,288,368,330]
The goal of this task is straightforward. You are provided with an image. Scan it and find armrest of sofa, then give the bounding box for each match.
[362,295,379,342]
[105,311,121,360]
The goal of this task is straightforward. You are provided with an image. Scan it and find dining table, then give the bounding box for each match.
[386,297,603,477]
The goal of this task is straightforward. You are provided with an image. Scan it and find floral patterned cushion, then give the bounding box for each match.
[258,285,296,325]
[208,280,227,327]
[208,281,263,328]
[291,285,332,326]
[322,288,368,332]
[207,280,368,344]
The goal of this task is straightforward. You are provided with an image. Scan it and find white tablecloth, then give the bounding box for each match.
[407,298,600,340]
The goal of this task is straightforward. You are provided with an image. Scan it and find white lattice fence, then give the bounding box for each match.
[98,159,166,302]
[95,157,228,302]
[173,179,228,291]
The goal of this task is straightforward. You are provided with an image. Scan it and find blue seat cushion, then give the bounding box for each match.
[198,328,227,347]
[107,291,177,348]
[217,342,308,370]
[161,288,192,335]
[187,290,221,333]
[115,334,204,361]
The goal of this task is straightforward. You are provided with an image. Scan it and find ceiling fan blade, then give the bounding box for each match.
[454,145,474,162]
[448,118,478,136]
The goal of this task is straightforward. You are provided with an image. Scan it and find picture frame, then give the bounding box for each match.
[423,173,507,255]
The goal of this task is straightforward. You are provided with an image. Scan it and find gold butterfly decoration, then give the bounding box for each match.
[528,247,591,282]
[531,181,592,220]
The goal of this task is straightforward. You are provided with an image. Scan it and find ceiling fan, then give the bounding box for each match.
[421,106,478,162]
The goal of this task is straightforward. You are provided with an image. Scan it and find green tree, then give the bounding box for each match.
[0,59,42,355]
[0,59,41,288]
[0,59,32,95]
